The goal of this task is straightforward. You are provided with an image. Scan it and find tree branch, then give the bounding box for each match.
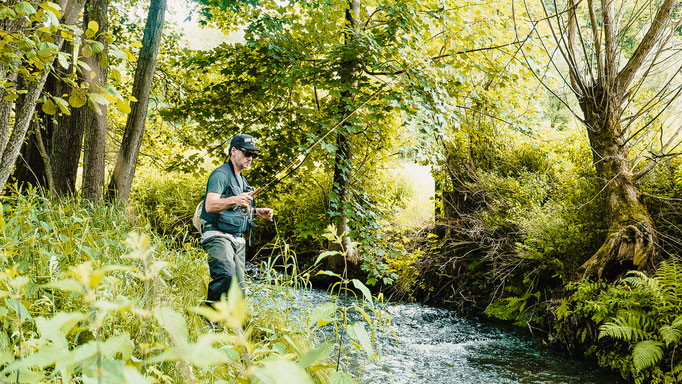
[586,0,604,84]
[567,0,587,93]
[601,0,618,93]
[633,124,682,180]
[616,0,676,95]
[361,42,522,76]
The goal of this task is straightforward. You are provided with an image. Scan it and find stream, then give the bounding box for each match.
[250,274,625,384]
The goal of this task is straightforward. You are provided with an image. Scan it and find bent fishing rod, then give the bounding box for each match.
[251,61,423,198]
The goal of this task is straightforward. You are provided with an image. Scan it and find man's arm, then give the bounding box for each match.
[205,191,254,213]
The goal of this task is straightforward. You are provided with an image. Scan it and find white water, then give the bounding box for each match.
[250,277,625,384]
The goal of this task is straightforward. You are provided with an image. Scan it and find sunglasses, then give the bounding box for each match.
[238,148,259,158]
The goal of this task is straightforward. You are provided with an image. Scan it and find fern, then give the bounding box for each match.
[623,270,650,287]
[659,325,682,347]
[599,313,653,342]
[672,314,682,329]
[632,340,664,372]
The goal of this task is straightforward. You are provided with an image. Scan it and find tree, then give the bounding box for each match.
[10,63,86,195]
[0,0,88,193]
[518,0,682,279]
[81,0,110,201]
[106,0,167,200]
[330,0,361,258]
[164,0,445,236]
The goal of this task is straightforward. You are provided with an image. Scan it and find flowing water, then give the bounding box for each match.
[251,276,625,384]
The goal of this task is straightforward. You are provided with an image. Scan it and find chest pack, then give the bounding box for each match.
[197,162,255,235]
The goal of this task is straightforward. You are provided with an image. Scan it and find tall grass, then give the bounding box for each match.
[0,187,385,383]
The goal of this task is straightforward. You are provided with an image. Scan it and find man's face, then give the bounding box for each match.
[232,147,255,171]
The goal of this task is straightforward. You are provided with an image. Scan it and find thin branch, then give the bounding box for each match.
[514,0,586,124]
[586,0,604,83]
[633,124,682,180]
[616,0,676,95]
[567,0,589,92]
[361,42,523,76]
[601,0,618,93]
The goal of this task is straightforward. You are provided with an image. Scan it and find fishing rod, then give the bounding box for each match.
[252,60,424,198]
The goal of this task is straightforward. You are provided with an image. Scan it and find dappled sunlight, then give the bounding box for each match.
[387,162,435,231]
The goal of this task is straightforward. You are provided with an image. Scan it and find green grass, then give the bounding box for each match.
[0,187,384,383]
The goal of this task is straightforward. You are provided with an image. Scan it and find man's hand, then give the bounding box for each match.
[256,208,274,221]
[234,192,254,208]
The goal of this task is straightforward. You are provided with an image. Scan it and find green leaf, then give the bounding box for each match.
[41,98,57,115]
[4,347,63,371]
[87,92,110,106]
[116,99,131,114]
[0,368,44,383]
[85,20,99,38]
[39,2,61,18]
[671,314,682,328]
[309,302,337,328]
[81,44,92,58]
[87,20,99,32]
[149,333,230,367]
[315,250,338,265]
[68,89,86,108]
[154,307,188,346]
[53,97,70,115]
[632,340,664,371]
[87,97,101,115]
[347,322,375,360]
[36,312,86,349]
[15,2,36,16]
[660,325,682,347]
[57,52,70,69]
[90,41,104,54]
[100,334,134,360]
[298,342,333,368]
[315,270,340,278]
[352,279,373,305]
[329,372,360,384]
[44,279,83,293]
[5,298,31,321]
[253,359,314,384]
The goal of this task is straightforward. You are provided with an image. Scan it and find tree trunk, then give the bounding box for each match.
[106,0,166,200]
[329,0,361,265]
[11,118,47,190]
[81,0,109,201]
[534,0,677,281]
[50,58,85,196]
[0,0,87,193]
[0,16,22,158]
[579,85,656,279]
[11,47,85,196]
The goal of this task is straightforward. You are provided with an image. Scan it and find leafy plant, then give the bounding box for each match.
[559,259,682,383]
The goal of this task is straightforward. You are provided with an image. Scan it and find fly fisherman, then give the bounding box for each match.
[199,134,274,305]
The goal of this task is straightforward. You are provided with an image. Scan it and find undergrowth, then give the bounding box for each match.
[0,186,388,383]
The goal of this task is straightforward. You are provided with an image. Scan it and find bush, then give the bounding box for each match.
[131,168,206,238]
[555,258,682,384]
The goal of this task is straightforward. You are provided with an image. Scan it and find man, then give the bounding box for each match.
[199,134,274,304]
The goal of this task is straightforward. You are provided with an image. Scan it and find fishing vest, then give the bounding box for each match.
[199,162,254,235]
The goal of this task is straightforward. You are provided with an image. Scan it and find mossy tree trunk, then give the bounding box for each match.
[579,85,656,279]
[526,0,679,280]
[329,0,361,265]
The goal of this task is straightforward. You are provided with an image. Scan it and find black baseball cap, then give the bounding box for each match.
[229,134,260,152]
